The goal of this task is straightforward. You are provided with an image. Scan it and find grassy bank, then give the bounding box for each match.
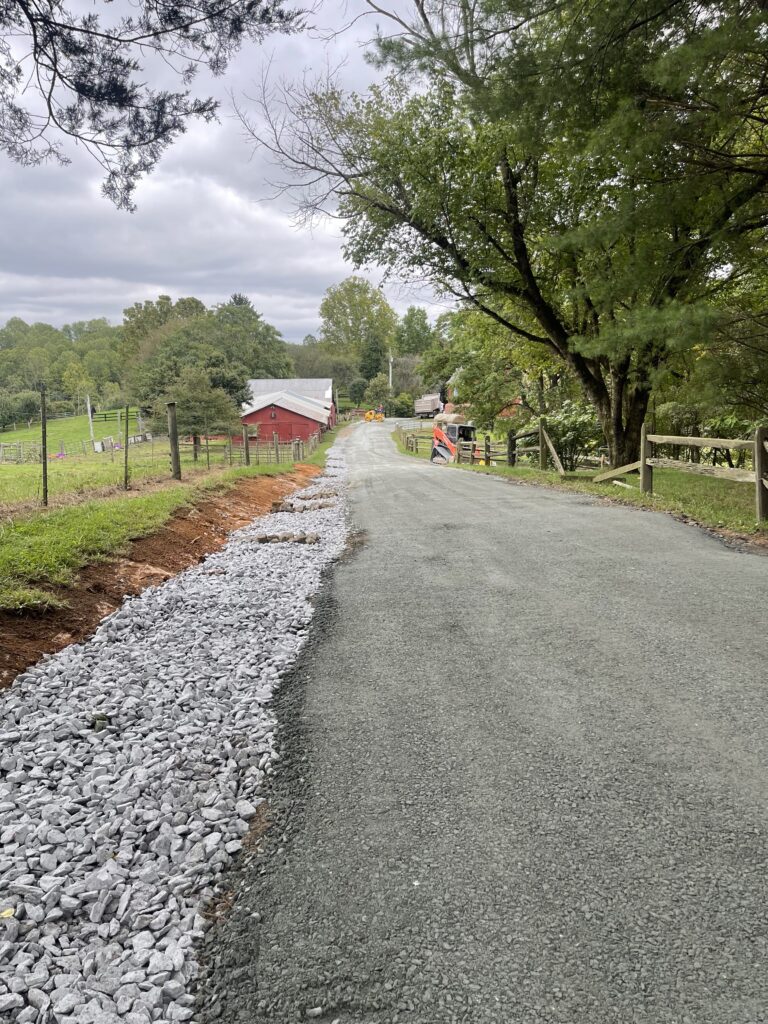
[304,426,341,466]
[393,427,764,537]
[0,431,340,612]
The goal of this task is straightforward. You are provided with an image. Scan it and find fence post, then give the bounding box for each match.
[640,422,653,493]
[123,402,130,490]
[166,401,182,481]
[242,426,251,466]
[40,382,48,507]
[507,430,517,467]
[539,417,547,470]
[86,393,95,448]
[756,425,767,524]
[455,441,462,464]
[484,434,491,466]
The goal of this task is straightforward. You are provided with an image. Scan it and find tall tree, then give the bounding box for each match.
[318,276,397,357]
[127,296,289,407]
[159,366,241,436]
[255,1,768,465]
[122,296,206,356]
[395,307,434,355]
[359,331,387,381]
[0,0,299,206]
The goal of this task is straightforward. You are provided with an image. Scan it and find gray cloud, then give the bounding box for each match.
[0,2,445,342]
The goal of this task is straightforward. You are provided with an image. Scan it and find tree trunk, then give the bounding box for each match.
[598,405,647,467]
[567,356,650,467]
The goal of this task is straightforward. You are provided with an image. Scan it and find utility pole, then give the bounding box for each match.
[388,352,394,392]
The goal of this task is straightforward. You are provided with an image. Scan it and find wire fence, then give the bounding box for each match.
[0,401,322,509]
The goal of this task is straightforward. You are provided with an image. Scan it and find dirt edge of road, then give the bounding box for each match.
[0,466,320,688]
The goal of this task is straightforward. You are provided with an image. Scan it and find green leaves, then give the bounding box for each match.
[265,0,768,463]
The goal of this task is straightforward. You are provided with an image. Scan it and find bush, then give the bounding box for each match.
[348,377,368,405]
[384,392,414,417]
[363,373,390,409]
[539,400,604,470]
[48,399,76,419]
[0,390,42,429]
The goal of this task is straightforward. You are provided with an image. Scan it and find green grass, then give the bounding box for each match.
[304,426,341,466]
[0,426,340,612]
[0,438,295,508]
[0,486,197,610]
[392,426,764,536]
[0,410,140,447]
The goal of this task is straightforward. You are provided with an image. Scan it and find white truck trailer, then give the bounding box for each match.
[414,393,441,418]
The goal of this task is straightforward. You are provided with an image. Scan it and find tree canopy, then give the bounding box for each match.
[256,0,768,464]
[0,293,289,424]
[318,276,397,359]
[0,0,299,206]
[128,296,291,407]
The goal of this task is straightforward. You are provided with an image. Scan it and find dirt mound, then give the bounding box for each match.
[0,467,319,688]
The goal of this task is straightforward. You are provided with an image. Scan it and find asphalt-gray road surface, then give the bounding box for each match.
[198,423,768,1024]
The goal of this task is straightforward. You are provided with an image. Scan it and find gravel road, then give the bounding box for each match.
[199,422,768,1024]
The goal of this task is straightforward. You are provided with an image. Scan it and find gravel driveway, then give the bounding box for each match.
[198,422,768,1024]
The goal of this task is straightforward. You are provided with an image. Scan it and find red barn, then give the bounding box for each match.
[241,390,330,443]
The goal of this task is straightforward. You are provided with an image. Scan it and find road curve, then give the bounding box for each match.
[199,422,768,1024]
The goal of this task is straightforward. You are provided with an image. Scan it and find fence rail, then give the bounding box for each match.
[1,416,322,508]
[179,432,319,468]
[594,424,768,523]
[399,422,566,475]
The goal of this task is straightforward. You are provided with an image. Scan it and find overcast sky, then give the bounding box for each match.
[0,1,446,343]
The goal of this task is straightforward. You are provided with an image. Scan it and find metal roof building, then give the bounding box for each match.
[246,378,333,404]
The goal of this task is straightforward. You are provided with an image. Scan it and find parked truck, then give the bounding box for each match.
[414,393,441,418]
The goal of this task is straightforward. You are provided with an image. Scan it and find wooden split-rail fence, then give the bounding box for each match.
[594,424,768,523]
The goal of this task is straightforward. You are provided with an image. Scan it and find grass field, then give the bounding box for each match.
[393,426,765,536]
[0,440,273,507]
[0,410,140,447]
[0,426,340,611]
[0,417,320,508]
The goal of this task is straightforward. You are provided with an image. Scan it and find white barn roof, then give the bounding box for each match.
[247,378,333,403]
[241,390,330,425]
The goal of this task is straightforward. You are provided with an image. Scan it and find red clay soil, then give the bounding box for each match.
[0,466,320,689]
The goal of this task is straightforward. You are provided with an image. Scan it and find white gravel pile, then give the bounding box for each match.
[0,455,348,1024]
